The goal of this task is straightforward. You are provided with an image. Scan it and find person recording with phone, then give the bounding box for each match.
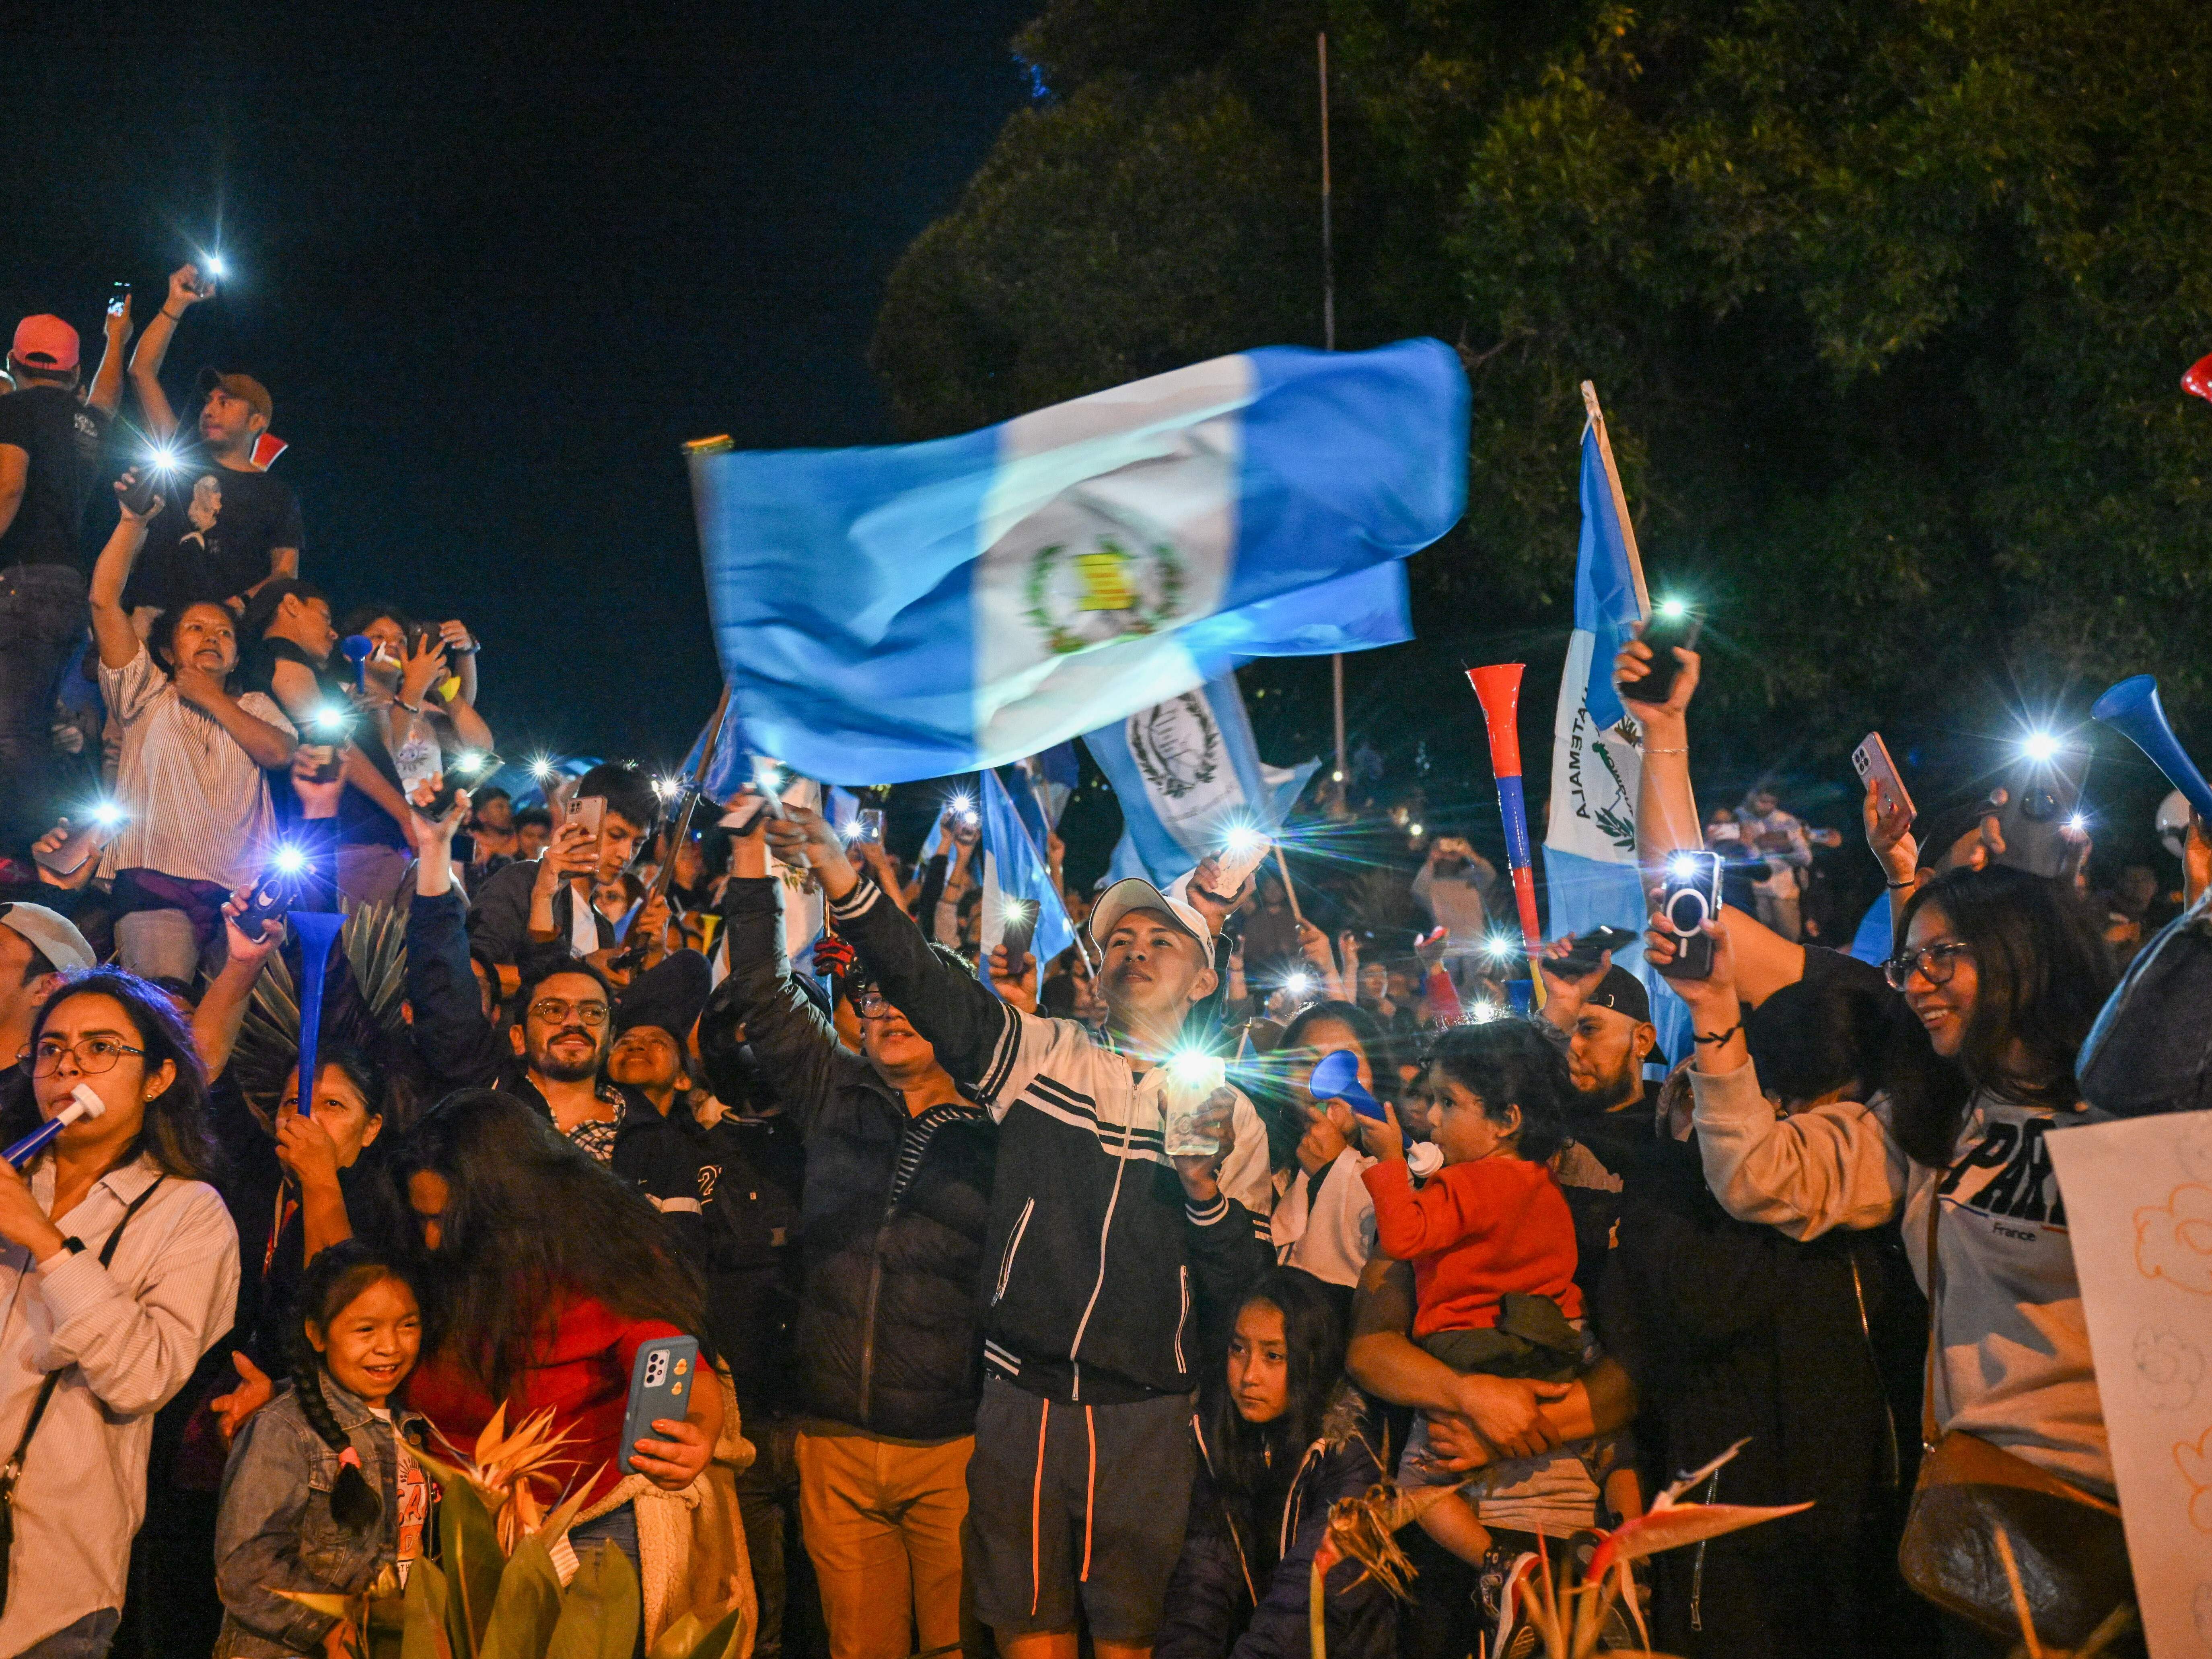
[125,267,303,621]
[88,471,297,981]
[467,763,659,974]
[1410,833,1496,991]
[0,309,128,860]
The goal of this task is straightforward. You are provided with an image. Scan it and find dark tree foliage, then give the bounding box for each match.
[874,0,2212,816]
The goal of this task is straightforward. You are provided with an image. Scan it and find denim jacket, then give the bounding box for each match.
[212,1373,430,1659]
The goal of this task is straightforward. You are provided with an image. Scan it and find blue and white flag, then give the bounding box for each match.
[977,768,1077,981]
[1086,674,1318,888]
[690,340,1467,784]
[1540,420,1689,1062]
[1010,744,1080,846]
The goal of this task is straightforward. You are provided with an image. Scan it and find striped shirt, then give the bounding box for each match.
[98,640,293,890]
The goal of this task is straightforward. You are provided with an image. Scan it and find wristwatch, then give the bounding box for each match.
[59,1237,84,1256]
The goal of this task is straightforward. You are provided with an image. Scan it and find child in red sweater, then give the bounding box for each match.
[1353,1020,1639,1567]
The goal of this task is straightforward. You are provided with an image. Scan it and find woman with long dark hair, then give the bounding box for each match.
[0,969,240,1657]
[1156,1268,1391,1659]
[1659,863,2126,1650]
[392,1089,743,1642]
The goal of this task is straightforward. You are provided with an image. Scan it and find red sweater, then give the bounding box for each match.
[1361,1155,1582,1338]
[405,1294,680,1509]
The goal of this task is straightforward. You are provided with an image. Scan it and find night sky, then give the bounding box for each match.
[2,2,1042,769]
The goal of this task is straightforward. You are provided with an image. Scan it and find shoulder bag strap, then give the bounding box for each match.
[0,1175,165,1498]
[1920,1167,1945,1451]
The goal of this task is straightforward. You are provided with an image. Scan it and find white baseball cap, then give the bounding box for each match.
[1088,877,1213,951]
[0,903,96,974]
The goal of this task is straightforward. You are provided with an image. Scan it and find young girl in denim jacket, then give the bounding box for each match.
[213,1241,433,1658]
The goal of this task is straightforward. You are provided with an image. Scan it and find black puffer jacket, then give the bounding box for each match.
[706,877,995,1441]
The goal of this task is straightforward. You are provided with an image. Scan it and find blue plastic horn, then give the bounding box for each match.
[6,1084,106,1169]
[291,912,345,1118]
[339,634,375,690]
[2091,675,2212,823]
[1310,1048,1387,1122]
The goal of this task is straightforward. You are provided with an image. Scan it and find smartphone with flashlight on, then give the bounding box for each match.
[1654,850,1724,980]
[1213,827,1271,895]
[1995,739,2089,881]
[32,808,126,878]
[853,808,885,844]
[1625,605,1704,707]
[119,464,163,518]
[237,861,302,939]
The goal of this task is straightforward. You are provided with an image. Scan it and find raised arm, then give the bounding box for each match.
[86,294,133,416]
[407,792,507,1091]
[766,803,1015,1091]
[1615,630,1805,1005]
[89,474,163,669]
[127,265,209,440]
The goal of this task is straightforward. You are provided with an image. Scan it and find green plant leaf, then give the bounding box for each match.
[654,1601,747,1659]
[400,1560,455,1659]
[479,1530,568,1659]
[546,1541,644,1659]
[365,1589,409,1659]
[440,1470,507,1657]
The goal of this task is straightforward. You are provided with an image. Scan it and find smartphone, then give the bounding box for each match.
[571,795,607,858]
[120,467,162,517]
[1626,607,1704,707]
[1000,904,1040,962]
[107,282,130,318]
[1213,831,1270,895]
[31,813,121,878]
[1851,732,1916,825]
[418,756,498,823]
[853,808,885,844]
[1654,850,1723,980]
[298,743,344,786]
[1996,747,2090,881]
[617,1335,700,1474]
[1553,924,1639,977]
[236,864,299,939]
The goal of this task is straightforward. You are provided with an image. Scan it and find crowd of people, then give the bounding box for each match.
[0,272,2202,1659]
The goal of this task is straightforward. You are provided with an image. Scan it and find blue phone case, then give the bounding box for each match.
[617,1336,700,1475]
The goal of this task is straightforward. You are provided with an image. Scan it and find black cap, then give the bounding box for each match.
[615,949,710,1040]
[1585,966,1652,1025]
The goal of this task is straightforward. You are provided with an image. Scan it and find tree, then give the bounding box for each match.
[875,0,2212,816]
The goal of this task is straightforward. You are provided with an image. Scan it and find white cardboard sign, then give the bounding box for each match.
[2046,1112,2212,1658]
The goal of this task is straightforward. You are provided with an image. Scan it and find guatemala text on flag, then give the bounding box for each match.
[689,340,1467,784]
[1085,673,1318,888]
[977,768,1077,987]
[1539,422,1688,1062]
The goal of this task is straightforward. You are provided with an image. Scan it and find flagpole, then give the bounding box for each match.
[1578,381,1650,621]
[1320,31,1348,802]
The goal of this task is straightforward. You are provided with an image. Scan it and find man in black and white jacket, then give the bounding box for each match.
[765,805,1272,1659]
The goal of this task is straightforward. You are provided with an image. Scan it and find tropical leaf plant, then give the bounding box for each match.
[232,900,412,1116]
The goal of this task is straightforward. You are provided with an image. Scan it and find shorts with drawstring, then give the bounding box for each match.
[963,1376,1195,1641]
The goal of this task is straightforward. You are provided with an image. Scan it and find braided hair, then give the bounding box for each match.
[292,1240,417,1530]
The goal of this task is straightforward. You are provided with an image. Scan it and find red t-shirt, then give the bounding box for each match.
[1362,1155,1582,1338]
[405,1294,681,1509]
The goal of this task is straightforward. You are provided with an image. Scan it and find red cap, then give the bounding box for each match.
[9,315,80,374]
[2184,352,2212,405]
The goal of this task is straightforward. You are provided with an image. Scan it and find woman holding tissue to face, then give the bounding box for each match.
[0,969,240,1658]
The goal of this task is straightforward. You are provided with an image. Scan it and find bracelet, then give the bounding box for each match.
[1886,877,1918,889]
[395,699,424,715]
[1693,1023,1743,1046]
[159,307,183,321]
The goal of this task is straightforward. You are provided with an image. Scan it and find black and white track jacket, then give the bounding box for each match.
[831,874,1274,1405]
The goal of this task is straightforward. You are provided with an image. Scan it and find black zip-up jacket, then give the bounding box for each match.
[829,873,1272,1405]
[705,875,996,1442]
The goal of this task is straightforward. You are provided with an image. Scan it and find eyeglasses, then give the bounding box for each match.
[1883,941,1973,992]
[21,1036,146,1077]
[527,998,609,1026]
[854,990,893,1020]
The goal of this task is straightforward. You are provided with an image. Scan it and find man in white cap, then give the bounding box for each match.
[0,901,96,1063]
[765,803,1271,1659]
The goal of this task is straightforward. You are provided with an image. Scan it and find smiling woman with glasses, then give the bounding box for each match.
[1661,863,2130,1647]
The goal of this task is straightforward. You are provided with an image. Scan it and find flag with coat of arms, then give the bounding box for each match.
[688,340,1467,784]
[1541,398,1689,1062]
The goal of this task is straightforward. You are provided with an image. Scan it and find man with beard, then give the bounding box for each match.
[765,802,1272,1659]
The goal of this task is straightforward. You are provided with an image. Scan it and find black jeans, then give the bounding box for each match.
[0,564,89,858]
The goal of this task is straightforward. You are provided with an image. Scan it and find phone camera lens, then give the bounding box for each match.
[2021,787,2061,824]
[1667,889,1709,934]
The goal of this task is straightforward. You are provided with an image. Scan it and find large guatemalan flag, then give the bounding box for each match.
[1541,418,1689,1061]
[689,340,1469,784]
